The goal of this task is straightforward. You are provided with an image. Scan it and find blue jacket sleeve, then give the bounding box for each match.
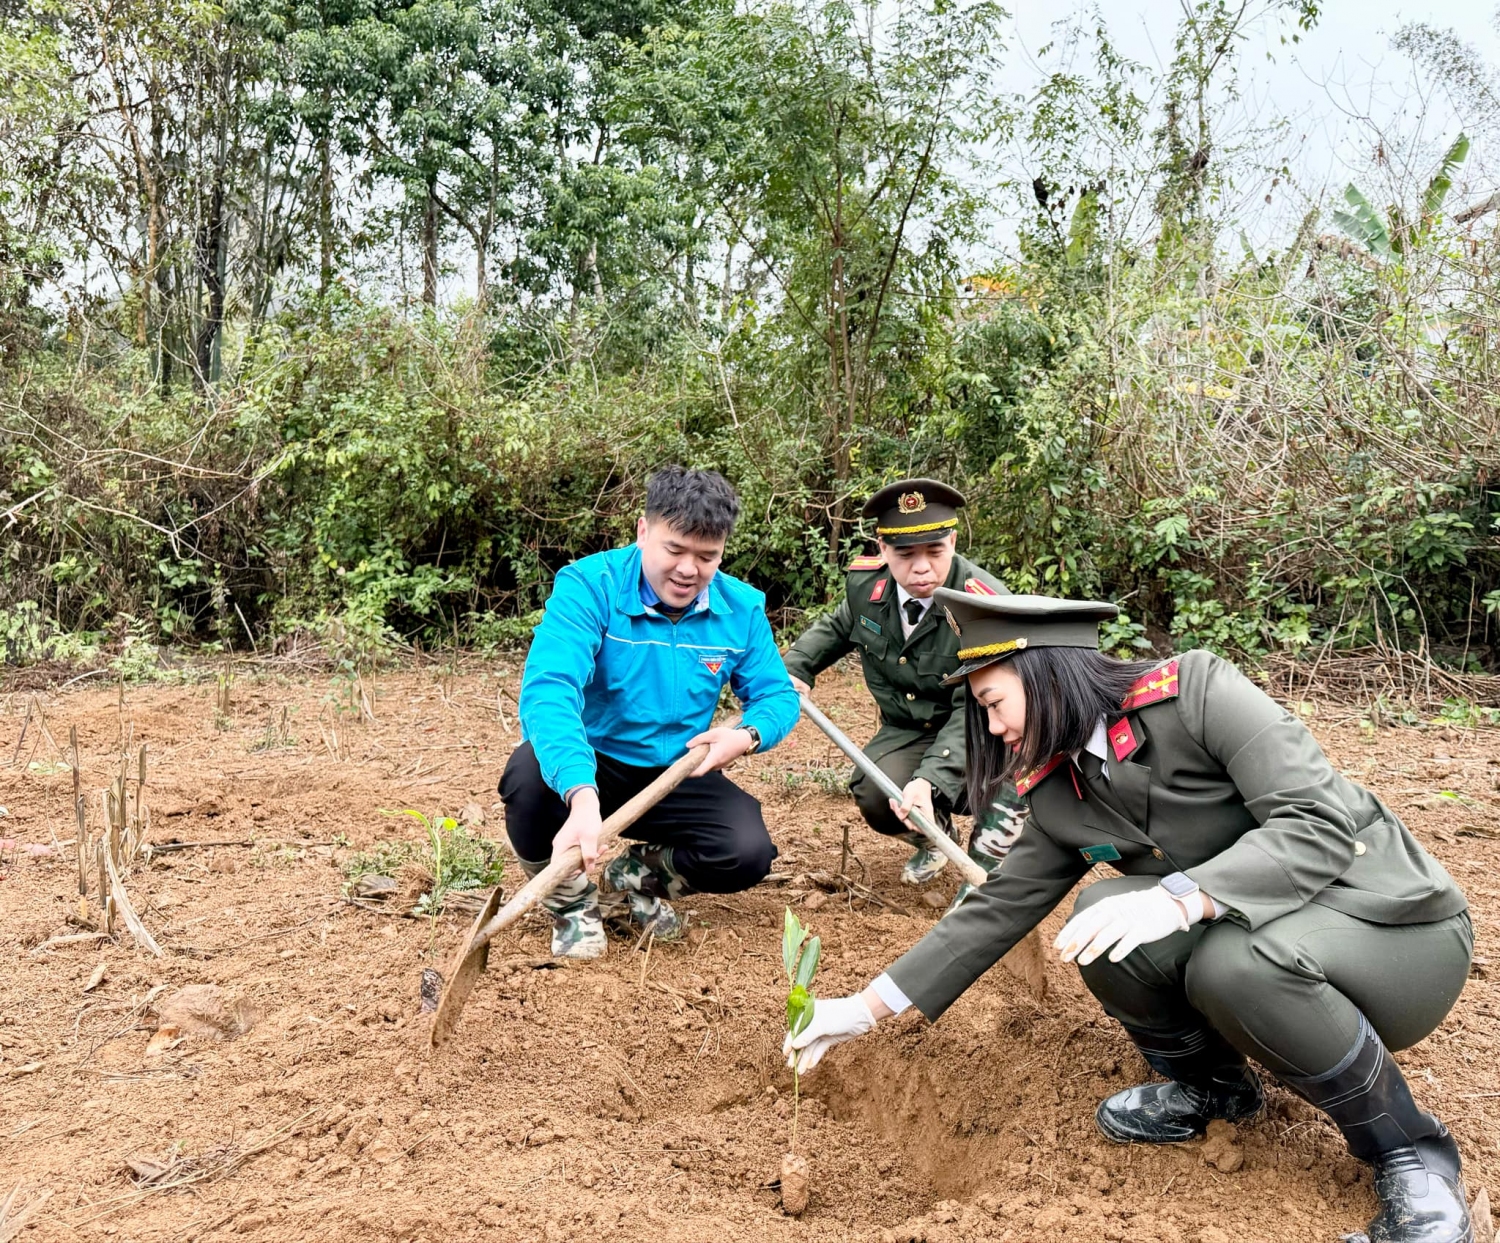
[730,601,800,750]
[518,564,606,795]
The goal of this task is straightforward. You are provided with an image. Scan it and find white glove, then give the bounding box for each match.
[782,995,876,1074]
[1054,886,1196,966]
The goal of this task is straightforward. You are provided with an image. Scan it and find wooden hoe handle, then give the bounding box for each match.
[428,743,712,1050]
[470,743,709,953]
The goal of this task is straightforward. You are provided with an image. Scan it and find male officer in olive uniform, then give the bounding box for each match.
[783,480,1026,889]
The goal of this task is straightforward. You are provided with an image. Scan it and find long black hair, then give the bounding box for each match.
[965,646,1162,812]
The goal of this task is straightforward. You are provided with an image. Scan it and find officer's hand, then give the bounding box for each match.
[1054,886,1197,966]
[551,788,604,870]
[783,993,878,1074]
[789,676,811,695]
[890,777,935,830]
[686,726,755,776]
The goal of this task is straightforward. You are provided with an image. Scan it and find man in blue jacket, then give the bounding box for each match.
[501,466,801,959]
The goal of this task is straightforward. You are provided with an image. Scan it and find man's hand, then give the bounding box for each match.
[783,993,877,1074]
[551,787,604,869]
[1054,886,1196,966]
[687,726,755,776]
[889,776,935,830]
[789,675,811,695]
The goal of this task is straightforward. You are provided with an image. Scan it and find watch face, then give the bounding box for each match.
[1160,873,1197,897]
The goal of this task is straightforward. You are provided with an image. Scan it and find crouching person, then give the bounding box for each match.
[501,466,799,959]
[786,591,1474,1243]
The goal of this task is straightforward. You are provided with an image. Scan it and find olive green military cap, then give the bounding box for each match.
[862,479,965,546]
[935,589,1119,684]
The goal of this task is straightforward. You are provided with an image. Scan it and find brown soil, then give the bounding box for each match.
[1,661,1497,1243]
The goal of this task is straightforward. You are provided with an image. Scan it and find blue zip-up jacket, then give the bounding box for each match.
[519,544,800,796]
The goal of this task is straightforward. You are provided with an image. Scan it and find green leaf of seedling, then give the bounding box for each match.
[782,907,807,981]
[793,996,815,1038]
[787,985,813,1036]
[794,935,821,990]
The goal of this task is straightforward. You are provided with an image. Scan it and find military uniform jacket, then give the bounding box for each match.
[886,649,1468,1020]
[782,553,1008,804]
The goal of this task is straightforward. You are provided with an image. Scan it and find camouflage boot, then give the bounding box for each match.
[898,829,950,886]
[519,856,606,960]
[946,789,1029,913]
[601,843,688,940]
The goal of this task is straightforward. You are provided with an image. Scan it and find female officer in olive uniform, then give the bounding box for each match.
[786,591,1475,1243]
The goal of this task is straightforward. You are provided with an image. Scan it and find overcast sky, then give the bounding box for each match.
[986,0,1500,253]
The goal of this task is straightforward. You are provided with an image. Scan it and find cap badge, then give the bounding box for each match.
[897,491,927,514]
[944,607,962,637]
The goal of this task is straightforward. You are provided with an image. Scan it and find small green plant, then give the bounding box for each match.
[782,907,821,1153]
[387,808,504,910]
[341,839,417,886]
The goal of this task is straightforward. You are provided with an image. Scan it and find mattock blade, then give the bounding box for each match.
[428,884,504,1050]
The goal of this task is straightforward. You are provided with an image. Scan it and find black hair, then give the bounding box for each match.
[644,466,741,540]
[965,646,1161,813]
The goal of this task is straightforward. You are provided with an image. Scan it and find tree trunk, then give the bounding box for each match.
[319,124,334,297]
[423,177,439,307]
[194,173,226,387]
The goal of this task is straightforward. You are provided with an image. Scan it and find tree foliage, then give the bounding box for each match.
[2,0,1498,673]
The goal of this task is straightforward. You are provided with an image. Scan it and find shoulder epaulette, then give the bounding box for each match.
[963,576,999,596]
[847,555,884,572]
[1119,660,1181,711]
[1015,753,1067,795]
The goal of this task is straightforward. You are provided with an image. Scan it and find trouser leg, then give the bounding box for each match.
[849,733,951,837]
[498,744,608,958]
[1184,905,1475,1242]
[850,733,959,884]
[501,742,777,895]
[1184,906,1473,1077]
[948,782,1028,912]
[1071,877,1263,1142]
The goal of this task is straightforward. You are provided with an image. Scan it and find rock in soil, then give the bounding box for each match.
[155,984,257,1040]
[1473,1187,1494,1243]
[780,1152,810,1216]
[1201,1119,1244,1173]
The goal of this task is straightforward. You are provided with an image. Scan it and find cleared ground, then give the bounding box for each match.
[0,660,1496,1242]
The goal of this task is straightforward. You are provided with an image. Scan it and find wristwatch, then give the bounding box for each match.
[1159,871,1199,901]
[1159,871,1200,919]
[741,725,762,755]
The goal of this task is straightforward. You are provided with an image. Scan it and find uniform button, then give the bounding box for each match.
[905,692,914,700]
[898,656,907,665]
[1354,841,1367,856]
[1152,848,1164,860]
[942,749,951,757]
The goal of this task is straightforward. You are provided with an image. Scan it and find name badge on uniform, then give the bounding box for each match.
[1080,843,1121,864]
[859,615,882,635]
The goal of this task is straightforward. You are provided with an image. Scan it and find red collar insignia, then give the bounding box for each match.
[1108,718,1138,762]
[869,577,888,602]
[1015,753,1067,795]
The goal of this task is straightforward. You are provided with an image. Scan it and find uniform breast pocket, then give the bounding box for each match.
[854,626,889,665]
[916,652,955,685]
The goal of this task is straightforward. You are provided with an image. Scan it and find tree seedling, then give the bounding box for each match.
[781,906,820,1215]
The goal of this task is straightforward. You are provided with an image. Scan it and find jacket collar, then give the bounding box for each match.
[900,554,966,649]
[615,544,731,618]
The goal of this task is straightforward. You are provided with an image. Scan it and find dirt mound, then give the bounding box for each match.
[0,661,1496,1241]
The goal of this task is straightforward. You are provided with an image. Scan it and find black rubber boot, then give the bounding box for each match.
[1096,1023,1263,1144]
[1281,1017,1471,1243]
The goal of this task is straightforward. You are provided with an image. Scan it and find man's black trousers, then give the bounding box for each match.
[499,741,777,893]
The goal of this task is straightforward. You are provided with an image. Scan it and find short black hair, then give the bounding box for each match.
[644,466,740,540]
[965,646,1161,812]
